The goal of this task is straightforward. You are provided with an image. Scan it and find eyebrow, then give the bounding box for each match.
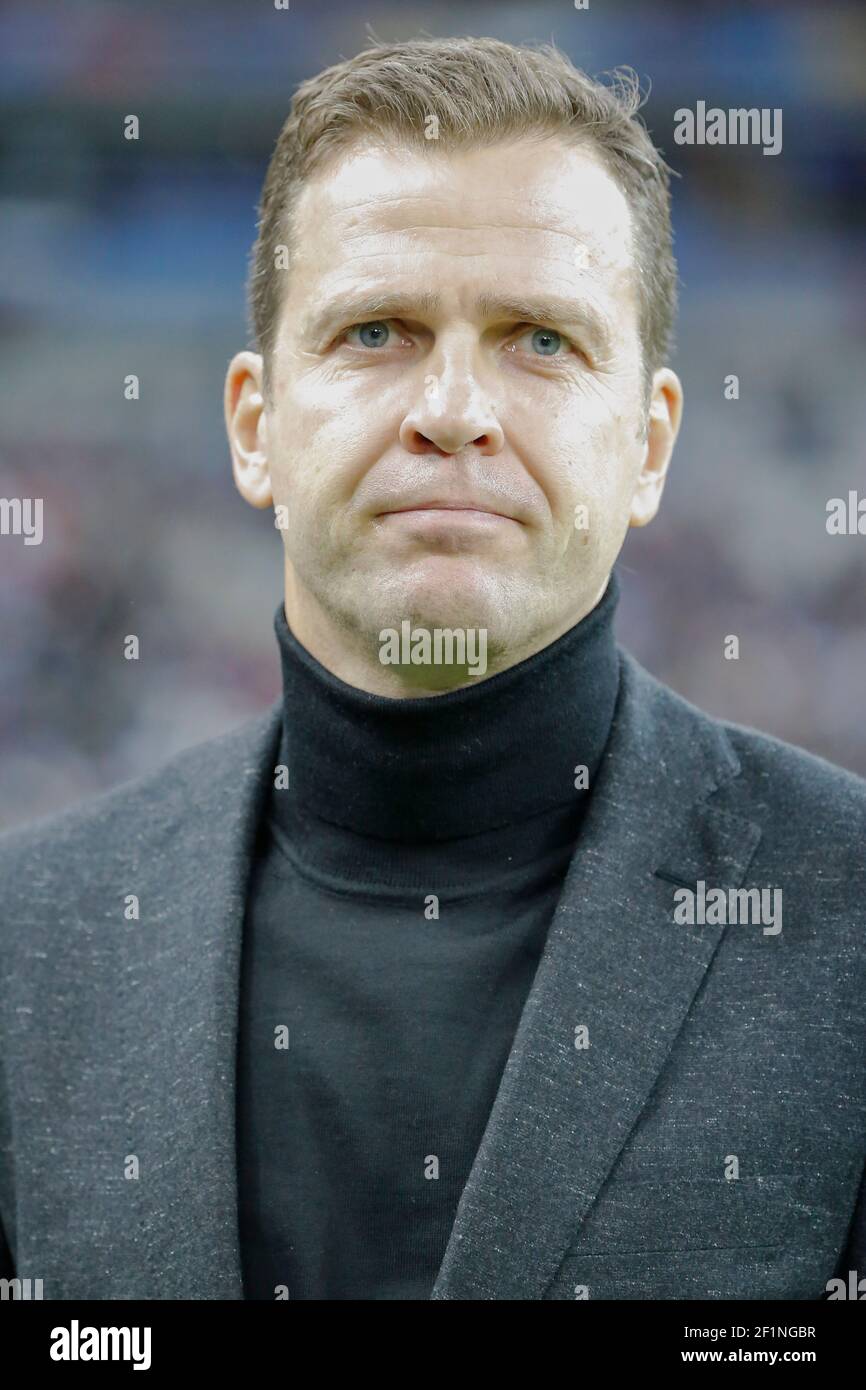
[301,289,614,355]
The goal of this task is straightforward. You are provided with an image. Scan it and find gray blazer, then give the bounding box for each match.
[1,647,864,1300]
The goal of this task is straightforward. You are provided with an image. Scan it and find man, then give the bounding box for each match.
[0,37,864,1302]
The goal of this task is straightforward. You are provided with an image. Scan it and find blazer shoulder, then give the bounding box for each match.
[620,648,866,832]
[0,702,281,873]
[722,714,866,807]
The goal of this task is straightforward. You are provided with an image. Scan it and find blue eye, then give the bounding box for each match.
[530,328,563,356]
[352,321,391,348]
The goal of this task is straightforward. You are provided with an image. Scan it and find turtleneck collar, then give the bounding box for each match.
[269,568,622,862]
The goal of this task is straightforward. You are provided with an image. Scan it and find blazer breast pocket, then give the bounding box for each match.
[545,1174,841,1300]
[566,1174,796,1256]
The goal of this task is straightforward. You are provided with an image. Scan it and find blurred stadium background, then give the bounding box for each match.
[1,0,865,827]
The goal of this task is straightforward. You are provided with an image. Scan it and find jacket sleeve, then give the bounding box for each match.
[0,1214,13,1278]
[833,1163,866,1286]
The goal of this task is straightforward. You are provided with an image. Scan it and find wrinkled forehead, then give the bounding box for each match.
[285,135,638,312]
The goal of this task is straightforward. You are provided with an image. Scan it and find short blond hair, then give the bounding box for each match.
[248,36,677,400]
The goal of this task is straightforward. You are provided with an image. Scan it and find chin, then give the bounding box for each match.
[326,556,534,659]
[399,551,497,603]
[393,571,506,637]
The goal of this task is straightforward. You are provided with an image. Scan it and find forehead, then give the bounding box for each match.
[284,135,637,316]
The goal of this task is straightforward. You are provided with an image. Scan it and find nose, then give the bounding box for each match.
[398,338,505,457]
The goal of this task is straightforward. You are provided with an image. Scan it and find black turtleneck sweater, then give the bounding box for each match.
[236,569,622,1300]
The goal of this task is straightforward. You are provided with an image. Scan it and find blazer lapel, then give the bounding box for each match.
[430,651,763,1300]
[123,702,282,1299]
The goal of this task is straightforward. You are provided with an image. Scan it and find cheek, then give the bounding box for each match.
[510,395,629,514]
[268,385,390,508]
[512,395,644,551]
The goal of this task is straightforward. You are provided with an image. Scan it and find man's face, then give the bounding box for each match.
[227,135,681,687]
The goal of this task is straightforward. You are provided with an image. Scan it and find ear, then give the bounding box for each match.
[224,351,273,509]
[629,367,683,527]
